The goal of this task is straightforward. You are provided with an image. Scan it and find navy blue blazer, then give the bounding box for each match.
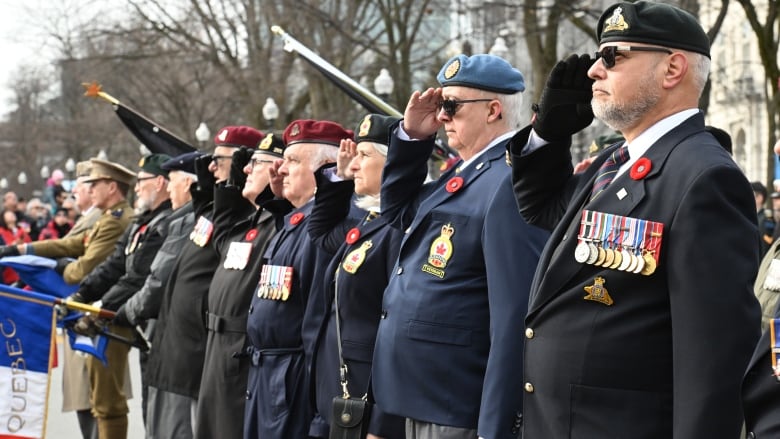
[308,174,405,438]
[510,113,761,438]
[372,135,549,439]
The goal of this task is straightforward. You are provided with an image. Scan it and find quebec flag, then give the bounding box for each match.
[0,290,55,439]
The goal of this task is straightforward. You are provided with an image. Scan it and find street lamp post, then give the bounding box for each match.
[489,37,509,59]
[17,172,27,186]
[64,158,76,192]
[195,122,211,150]
[97,150,108,161]
[262,98,279,132]
[374,69,394,104]
[0,179,7,190]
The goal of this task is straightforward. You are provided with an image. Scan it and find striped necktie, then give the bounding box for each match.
[590,145,630,201]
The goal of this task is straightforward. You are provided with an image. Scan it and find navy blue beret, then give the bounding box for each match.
[437,54,525,94]
[598,1,710,58]
[161,151,201,174]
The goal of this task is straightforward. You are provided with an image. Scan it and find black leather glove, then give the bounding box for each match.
[0,245,19,258]
[54,257,71,275]
[228,147,254,189]
[533,54,595,141]
[194,153,216,193]
[112,306,131,327]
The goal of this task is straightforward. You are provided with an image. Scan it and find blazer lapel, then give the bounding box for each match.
[528,113,707,314]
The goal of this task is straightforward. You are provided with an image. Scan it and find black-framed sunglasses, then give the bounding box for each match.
[248,157,274,169]
[437,98,493,118]
[594,45,673,69]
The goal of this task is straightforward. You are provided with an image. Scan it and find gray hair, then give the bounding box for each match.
[686,51,710,97]
[308,144,339,171]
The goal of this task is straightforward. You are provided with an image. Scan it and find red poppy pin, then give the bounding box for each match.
[289,212,305,225]
[630,158,652,180]
[245,229,258,241]
[446,176,464,193]
[345,228,361,245]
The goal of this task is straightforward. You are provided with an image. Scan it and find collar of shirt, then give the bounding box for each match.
[457,130,518,172]
[615,108,700,179]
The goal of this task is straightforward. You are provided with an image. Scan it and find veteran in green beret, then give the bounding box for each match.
[508,1,760,438]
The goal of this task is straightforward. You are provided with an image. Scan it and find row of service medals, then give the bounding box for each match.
[574,210,663,276]
[257,264,293,301]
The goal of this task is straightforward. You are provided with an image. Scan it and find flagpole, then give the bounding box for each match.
[0,284,116,319]
[271,26,402,118]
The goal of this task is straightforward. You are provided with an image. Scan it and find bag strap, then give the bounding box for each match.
[334,265,370,401]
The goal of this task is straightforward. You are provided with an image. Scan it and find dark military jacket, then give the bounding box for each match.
[79,200,173,310]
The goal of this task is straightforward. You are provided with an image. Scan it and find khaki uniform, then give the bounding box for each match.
[30,201,133,283]
[68,207,103,237]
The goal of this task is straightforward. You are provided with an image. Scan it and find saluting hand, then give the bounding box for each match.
[402,87,443,140]
[337,139,357,180]
[268,159,285,198]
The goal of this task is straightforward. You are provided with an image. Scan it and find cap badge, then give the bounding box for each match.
[444,59,460,80]
[603,6,629,33]
[218,129,228,142]
[358,115,372,137]
[583,276,614,306]
[290,123,300,137]
[259,134,273,150]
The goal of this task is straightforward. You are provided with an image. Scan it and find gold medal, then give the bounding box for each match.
[583,276,614,306]
[608,248,623,269]
[601,248,615,267]
[640,251,656,275]
[594,246,606,266]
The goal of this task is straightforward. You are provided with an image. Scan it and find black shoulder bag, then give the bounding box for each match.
[329,272,373,439]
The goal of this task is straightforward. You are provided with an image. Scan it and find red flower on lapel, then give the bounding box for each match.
[630,158,652,180]
[245,229,258,241]
[446,176,464,193]
[345,228,360,245]
[289,212,305,225]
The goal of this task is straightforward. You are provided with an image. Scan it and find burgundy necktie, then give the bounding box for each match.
[590,145,630,201]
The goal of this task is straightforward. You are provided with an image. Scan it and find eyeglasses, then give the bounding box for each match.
[211,154,232,164]
[594,45,673,69]
[248,157,274,170]
[437,98,493,118]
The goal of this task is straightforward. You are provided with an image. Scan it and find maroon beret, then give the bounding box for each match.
[213,126,265,149]
[283,119,354,148]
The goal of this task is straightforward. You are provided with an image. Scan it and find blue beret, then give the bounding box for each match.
[598,1,710,58]
[437,54,525,94]
[161,151,201,174]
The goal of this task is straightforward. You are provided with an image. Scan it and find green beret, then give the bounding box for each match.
[597,1,710,58]
[138,153,172,178]
[354,114,400,145]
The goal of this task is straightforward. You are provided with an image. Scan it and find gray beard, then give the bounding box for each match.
[592,76,660,133]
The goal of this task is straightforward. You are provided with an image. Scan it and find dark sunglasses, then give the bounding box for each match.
[437,98,493,118]
[595,45,673,69]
